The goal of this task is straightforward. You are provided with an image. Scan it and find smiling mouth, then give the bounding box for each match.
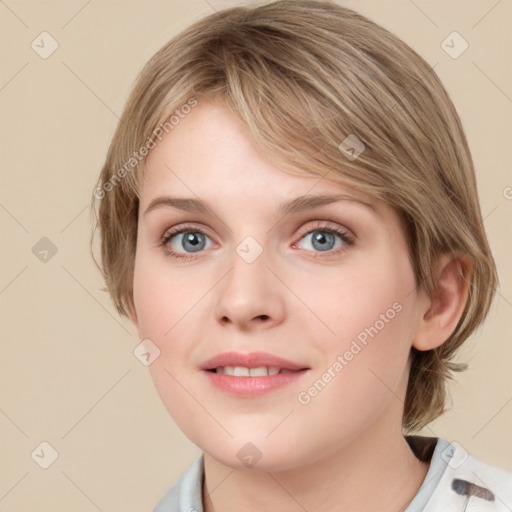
[207,366,304,376]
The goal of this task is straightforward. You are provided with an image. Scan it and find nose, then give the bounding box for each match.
[213,243,286,331]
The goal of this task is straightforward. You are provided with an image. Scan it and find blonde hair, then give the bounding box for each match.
[91,0,498,431]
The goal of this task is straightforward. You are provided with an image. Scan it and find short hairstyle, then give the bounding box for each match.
[91,0,498,432]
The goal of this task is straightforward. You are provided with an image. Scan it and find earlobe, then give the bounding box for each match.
[413,253,472,352]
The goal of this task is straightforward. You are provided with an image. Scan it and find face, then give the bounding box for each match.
[131,97,426,471]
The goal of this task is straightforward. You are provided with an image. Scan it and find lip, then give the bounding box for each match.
[200,351,309,372]
[200,351,310,398]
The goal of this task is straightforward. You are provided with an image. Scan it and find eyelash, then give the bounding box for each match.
[159,221,355,261]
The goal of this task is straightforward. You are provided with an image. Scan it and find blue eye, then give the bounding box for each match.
[160,226,213,260]
[173,232,208,253]
[294,225,354,255]
[299,230,339,252]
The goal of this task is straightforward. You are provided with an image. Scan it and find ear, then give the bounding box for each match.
[413,253,472,351]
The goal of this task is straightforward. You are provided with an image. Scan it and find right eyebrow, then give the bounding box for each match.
[143,196,211,217]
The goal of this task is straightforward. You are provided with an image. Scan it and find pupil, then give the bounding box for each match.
[313,231,334,251]
[183,232,204,252]
[187,233,200,245]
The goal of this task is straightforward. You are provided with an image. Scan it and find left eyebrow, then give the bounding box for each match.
[278,194,375,216]
[143,193,375,217]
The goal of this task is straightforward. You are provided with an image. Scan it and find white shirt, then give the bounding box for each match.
[153,436,512,511]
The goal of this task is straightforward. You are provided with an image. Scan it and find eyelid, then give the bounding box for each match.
[160,222,214,242]
[291,220,355,254]
[294,220,353,240]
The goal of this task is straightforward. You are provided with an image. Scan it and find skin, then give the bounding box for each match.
[130,97,470,511]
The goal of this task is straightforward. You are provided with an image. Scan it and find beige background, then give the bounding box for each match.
[1,0,511,510]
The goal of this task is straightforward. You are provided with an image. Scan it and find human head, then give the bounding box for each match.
[91,0,497,432]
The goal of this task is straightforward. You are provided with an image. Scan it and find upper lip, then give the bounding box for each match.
[200,351,309,371]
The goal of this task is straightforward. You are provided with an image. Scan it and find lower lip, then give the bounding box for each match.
[203,370,309,397]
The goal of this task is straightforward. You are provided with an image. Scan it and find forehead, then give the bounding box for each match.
[141,99,378,211]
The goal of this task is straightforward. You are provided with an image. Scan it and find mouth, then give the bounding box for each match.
[200,351,310,397]
[206,366,303,376]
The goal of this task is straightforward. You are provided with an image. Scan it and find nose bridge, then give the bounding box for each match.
[213,235,284,327]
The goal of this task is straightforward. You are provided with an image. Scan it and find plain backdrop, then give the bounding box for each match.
[1,1,511,510]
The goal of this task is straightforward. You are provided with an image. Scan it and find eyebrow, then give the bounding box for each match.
[143,193,375,217]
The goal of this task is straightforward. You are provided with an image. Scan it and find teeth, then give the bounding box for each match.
[217,366,283,376]
[249,367,268,377]
[233,366,249,377]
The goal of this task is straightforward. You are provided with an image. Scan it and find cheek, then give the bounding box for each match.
[132,248,207,340]
[289,271,416,443]
[132,250,211,408]
[291,252,417,403]
[133,253,205,431]
[294,255,415,345]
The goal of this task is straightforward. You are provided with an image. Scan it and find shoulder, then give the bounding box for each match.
[153,455,205,512]
[423,438,512,511]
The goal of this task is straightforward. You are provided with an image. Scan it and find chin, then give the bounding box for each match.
[201,435,309,473]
